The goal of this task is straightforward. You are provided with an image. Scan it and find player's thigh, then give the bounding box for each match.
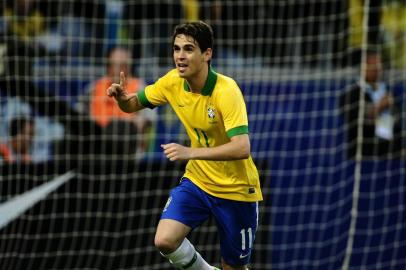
[160,178,210,229]
[155,218,191,252]
[213,199,259,266]
[155,178,210,252]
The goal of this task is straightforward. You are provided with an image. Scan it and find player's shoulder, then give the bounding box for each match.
[161,69,182,82]
[164,68,179,77]
[154,69,182,89]
[215,72,238,87]
[213,71,242,98]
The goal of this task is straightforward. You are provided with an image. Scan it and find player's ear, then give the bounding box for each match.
[203,48,212,62]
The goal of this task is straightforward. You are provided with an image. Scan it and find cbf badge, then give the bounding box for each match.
[207,105,216,119]
[207,105,218,124]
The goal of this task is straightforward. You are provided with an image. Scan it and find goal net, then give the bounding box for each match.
[1,0,405,269]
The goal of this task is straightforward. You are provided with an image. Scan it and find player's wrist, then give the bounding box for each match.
[117,98,133,113]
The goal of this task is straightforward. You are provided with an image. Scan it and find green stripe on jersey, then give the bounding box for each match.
[137,89,155,109]
[201,130,210,147]
[226,125,249,138]
[194,128,201,145]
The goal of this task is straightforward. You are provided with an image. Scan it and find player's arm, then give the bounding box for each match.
[161,134,250,161]
[107,71,145,113]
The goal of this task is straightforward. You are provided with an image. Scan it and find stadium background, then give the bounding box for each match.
[1,0,406,269]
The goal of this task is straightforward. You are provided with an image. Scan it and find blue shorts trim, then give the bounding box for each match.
[160,178,259,265]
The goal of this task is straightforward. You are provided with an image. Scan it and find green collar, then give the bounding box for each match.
[183,67,217,96]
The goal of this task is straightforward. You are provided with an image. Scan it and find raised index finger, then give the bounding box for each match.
[120,71,126,88]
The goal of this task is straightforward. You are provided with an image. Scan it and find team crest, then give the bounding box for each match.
[207,106,216,119]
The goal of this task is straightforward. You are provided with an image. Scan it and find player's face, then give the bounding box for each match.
[173,34,212,80]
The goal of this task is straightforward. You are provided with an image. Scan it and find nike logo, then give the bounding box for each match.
[0,171,75,230]
[239,253,250,259]
[178,104,185,107]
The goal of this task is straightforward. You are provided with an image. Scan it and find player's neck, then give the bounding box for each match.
[186,65,209,94]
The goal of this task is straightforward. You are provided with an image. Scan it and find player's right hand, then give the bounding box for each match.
[107,71,127,101]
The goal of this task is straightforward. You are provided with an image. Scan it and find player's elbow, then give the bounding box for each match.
[231,134,251,159]
[239,146,250,159]
[235,142,250,159]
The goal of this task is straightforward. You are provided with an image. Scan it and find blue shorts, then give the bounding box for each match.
[160,178,259,266]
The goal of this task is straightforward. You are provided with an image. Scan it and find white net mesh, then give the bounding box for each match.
[1,0,405,269]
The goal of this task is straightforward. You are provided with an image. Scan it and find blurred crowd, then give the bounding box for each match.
[0,0,405,164]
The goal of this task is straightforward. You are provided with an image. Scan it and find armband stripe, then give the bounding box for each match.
[137,89,155,109]
[226,125,249,138]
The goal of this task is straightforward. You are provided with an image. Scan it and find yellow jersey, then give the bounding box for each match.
[138,68,262,202]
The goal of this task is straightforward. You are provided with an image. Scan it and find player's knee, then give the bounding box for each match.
[154,234,178,254]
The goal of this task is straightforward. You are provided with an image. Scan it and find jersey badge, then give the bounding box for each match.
[207,106,216,119]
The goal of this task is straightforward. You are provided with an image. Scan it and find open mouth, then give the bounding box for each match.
[177,63,188,73]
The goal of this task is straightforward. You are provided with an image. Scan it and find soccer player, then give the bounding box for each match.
[107,21,262,270]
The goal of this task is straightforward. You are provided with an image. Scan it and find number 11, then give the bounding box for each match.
[240,227,253,250]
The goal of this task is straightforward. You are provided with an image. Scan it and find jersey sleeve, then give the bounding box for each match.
[219,85,249,138]
[137,76,169,109]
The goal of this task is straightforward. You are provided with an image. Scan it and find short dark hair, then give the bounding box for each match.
[9,116,34,137]
[172,21,214,52]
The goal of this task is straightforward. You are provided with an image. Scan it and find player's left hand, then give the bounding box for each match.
[161,143,192,161]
